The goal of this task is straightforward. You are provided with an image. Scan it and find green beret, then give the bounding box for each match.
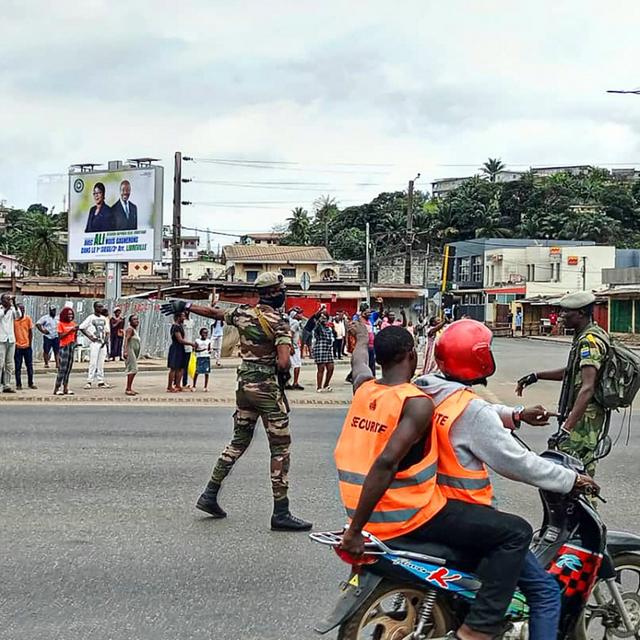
[254,271,283,289]
[558,291,596,310]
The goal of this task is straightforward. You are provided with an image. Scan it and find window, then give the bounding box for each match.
[472,256,482,282]
[246,270,259,283]
[281,268,296,278]
[458,257,471,282]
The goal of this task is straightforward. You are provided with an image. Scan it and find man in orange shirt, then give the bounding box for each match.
[14,303,37,390]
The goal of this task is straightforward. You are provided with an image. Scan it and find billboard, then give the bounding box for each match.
[68,165,163,262]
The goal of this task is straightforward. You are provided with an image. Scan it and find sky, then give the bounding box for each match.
[2,0,640,249]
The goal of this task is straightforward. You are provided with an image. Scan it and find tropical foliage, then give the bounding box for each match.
[0,204,67,276]
[279,161,640,261]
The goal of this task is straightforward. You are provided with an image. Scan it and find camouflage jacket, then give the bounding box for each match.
[561,322,609,413]
[224,304,292,368]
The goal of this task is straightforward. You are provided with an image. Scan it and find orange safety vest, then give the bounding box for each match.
[334,380,445,540]
[433,388,493,506]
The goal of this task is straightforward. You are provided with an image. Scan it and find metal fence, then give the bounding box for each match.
[19,296,238,359]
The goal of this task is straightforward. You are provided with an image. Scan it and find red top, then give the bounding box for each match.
[58,321,77,347]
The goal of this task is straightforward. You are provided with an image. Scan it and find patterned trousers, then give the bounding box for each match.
[210,374,291,501]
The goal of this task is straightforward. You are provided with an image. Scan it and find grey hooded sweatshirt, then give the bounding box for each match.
[413,374,576,495]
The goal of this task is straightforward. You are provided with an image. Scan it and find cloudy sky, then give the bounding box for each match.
[2,1,640,246]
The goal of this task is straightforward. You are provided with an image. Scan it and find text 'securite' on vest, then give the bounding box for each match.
[334,380,445,540]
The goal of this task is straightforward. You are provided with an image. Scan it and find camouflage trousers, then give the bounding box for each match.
[210,370,291,501]
[559,403,607,477]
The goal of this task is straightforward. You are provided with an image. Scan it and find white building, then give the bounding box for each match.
[483,244,615,323]
[0,254,25,276]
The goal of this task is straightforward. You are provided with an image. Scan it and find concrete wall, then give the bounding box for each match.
[603,267,640,285]
[231,262,324,283]
[377,252,443,287]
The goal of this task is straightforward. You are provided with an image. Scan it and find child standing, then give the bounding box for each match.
[193,327,212,391]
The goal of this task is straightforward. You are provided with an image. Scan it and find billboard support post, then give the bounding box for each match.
[171,152,182,286]
[105,262,122,300]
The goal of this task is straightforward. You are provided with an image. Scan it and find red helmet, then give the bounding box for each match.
[435,319,496,382]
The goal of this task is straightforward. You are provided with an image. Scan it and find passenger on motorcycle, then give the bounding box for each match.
[338,321,597,640]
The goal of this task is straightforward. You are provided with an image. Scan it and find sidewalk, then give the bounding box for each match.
[527,334,640,352]
[2,357,355,406]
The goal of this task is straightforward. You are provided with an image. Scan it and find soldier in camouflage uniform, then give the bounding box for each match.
[160,272,312,531]
[516,291,609,476]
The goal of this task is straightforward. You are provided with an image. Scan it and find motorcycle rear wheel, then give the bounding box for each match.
[575,553,640,640]
[337,581,453,640]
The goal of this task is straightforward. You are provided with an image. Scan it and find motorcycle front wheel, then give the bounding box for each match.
[575,553,640,640]
[337,581,453,640]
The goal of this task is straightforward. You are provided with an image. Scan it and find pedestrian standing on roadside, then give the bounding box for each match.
[109,307,125,361]
[14,303,37,390]
[313,310,335,393]
[422,316,447,375]
[123,314,141,396]
[0,293,23,393]
[167,311,194,393]
[332,310,346,360]
[36,306,60,369]
[80,302,111,389]
[160,272,312,531]
[210,316,224,368]
[193,327,212,392]
[286,307,304,391]
[54,306,78,396]
[181,309,195,388]
[515,308,523,336]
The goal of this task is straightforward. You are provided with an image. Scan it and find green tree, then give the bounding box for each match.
[283,207,311,245]
[480,157,505,182]
[15,211,66,275]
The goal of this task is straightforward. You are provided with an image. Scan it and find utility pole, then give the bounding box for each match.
[581,256,587,291]
[171,152,182,286]
[324,218,329,249]
[404,173,420,284]
[365,221,371,306]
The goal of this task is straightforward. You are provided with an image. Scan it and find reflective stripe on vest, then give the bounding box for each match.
[334,380,446,540]
[434,388,494,506]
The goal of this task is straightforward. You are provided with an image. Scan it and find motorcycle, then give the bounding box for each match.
[311,438,640,639]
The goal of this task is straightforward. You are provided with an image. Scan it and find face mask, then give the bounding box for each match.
[260,291,286,309]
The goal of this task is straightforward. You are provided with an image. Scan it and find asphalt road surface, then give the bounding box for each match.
[2,340,640,640]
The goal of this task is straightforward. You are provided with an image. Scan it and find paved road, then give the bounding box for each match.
[3,341,640,640]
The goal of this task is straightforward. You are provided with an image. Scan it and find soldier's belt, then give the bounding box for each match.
[238,361,277,375]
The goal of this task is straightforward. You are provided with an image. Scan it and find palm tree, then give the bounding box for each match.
[15,212,65,275]
[286,207,311,245]
[480,158,506,182]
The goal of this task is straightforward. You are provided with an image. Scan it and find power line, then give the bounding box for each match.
[185,156,394,167]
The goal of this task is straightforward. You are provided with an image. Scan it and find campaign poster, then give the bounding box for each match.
[68,166,163,262]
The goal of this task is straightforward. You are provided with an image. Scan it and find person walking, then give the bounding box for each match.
[313,310,334,392]
[515,308,524,336]
[167,311,194,393]
[123,314,141,396]
[210,316,224,367]
[109,307,125,361]
[160,271,312,531]
[193,327,212,391]
[80,302,111,389]
[14,303,37,390]
[516,292,609,476]
[36,306,60,369]
[0,293,22,393]
[332,310,346,360]
[422,316,448,374]
[54,307,79,396]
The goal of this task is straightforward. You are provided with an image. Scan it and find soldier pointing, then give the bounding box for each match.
[160,272,312,531]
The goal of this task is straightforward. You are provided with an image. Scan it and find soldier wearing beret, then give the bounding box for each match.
[515,291,609,475]
[160,272,312,531]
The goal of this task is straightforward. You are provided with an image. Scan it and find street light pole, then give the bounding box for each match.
[365,221,371,306]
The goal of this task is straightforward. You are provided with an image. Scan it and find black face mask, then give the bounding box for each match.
[260,291,286,309]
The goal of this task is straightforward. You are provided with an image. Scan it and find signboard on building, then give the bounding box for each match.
[567,256,579,266]
[68,165,163,263]
[549,246,561,263]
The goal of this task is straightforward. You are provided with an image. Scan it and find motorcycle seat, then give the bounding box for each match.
[385,537,478,570]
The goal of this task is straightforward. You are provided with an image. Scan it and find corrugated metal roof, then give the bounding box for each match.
[223,244,333,263]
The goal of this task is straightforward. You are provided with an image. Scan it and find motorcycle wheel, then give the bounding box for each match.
[575,553,640,640]
[337,581,453,640]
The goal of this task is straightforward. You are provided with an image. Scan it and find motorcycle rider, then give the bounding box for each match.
[339,321,598,640]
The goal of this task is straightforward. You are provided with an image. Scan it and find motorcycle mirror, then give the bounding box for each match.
[594,435,612,461]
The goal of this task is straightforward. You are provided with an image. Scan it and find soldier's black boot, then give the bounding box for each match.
[270,497,312,531]
[196,481,227,518]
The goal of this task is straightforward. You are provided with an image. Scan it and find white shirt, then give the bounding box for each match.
[0,306,21,343]
[334,319,346,339]
[121,199,130,219]
[183,317,195,352]
[211,320,224,338]
[79,314,109,342]
[195,338,211,358]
